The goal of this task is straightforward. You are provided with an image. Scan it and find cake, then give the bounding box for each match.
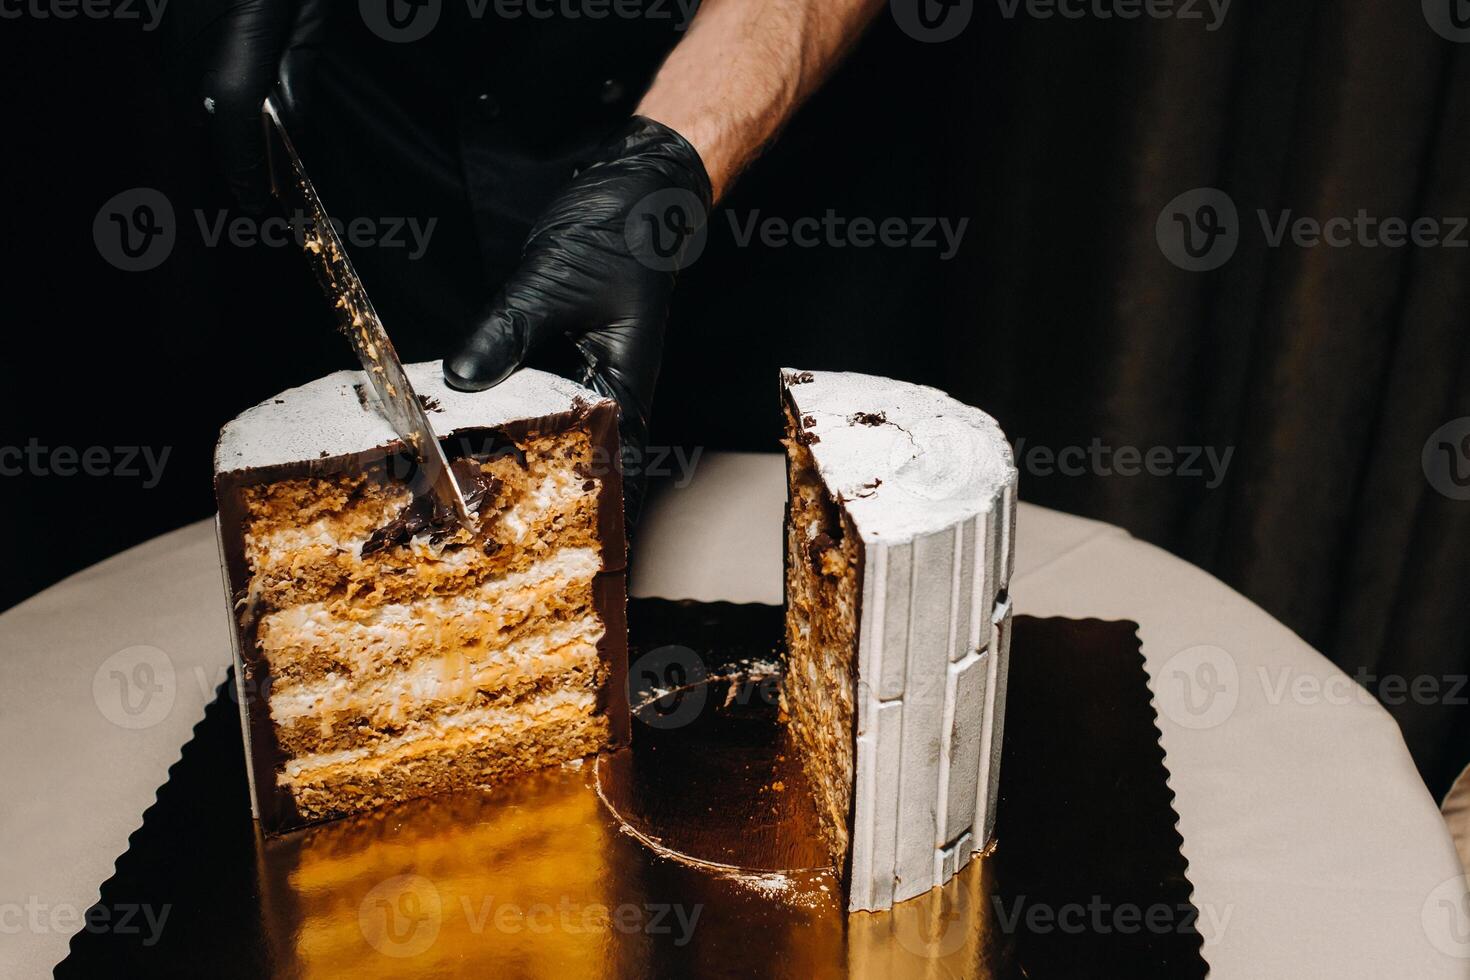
[780,369,1017,912]
[214,361,628,833]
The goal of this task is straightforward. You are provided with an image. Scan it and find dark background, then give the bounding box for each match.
[2,0,1468,794]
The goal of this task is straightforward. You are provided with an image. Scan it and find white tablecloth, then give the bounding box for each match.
[2,452,1464,977]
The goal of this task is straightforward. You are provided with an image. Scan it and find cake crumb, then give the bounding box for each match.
[849,411,887,427]
[787,371,815,385]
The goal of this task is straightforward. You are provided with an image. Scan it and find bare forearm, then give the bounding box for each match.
[636,0,884,202]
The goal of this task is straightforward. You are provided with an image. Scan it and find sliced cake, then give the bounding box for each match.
[780,369,1017,911]
[214,361,628,833]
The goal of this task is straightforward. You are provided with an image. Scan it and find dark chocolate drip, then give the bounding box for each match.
[360,458,503,557]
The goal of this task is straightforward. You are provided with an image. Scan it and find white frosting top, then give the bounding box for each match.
[783,369,1016,544]
[216,361,605,474]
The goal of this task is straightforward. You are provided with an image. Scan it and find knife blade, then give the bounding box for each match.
[261,95,474,528]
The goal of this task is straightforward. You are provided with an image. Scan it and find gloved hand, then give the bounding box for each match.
[443,116,713,526]
[190,0,327,211]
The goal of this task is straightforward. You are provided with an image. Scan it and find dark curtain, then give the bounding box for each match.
[937,0,1470,796]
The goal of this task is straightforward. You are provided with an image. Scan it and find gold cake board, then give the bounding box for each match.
[58,603,1203,978]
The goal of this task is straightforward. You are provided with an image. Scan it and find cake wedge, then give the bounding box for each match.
[214,361,628,833]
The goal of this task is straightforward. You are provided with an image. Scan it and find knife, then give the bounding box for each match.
[261,94,474,528]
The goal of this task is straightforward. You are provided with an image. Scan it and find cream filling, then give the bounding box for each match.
[247,467,593,565]
[282,686,597,781]
[259,545,600,646]
[268,614,604,721]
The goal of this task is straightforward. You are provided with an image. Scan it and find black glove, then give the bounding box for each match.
[189,0,326,212]
[443,116,713,526]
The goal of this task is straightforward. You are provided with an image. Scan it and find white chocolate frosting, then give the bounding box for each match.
[216,361,607,475]
[781,369,1015,544]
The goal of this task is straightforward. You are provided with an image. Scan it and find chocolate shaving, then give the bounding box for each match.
[360,459,503,557]
[787,371,814,385]
[849,411,887,427]
[418,395,442,413]
[795,429,821,446]
[801,414,817,429]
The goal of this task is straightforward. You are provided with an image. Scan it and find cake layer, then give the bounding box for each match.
[271,622,605,757]
[283,688,609,824]
[782,406,859,868]
[242,457,602,612]
[258,547,601,690]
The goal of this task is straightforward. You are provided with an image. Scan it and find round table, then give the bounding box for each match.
[1,452,1463,977]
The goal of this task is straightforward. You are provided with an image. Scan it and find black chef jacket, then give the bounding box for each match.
[293,1,688,363]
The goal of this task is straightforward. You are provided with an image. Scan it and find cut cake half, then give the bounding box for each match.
[780,369,1018,911]
[214,361,629,833]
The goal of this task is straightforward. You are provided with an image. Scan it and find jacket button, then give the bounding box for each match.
[598,78,625,105]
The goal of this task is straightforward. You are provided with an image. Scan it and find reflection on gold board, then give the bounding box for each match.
[255,761,1012,979]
